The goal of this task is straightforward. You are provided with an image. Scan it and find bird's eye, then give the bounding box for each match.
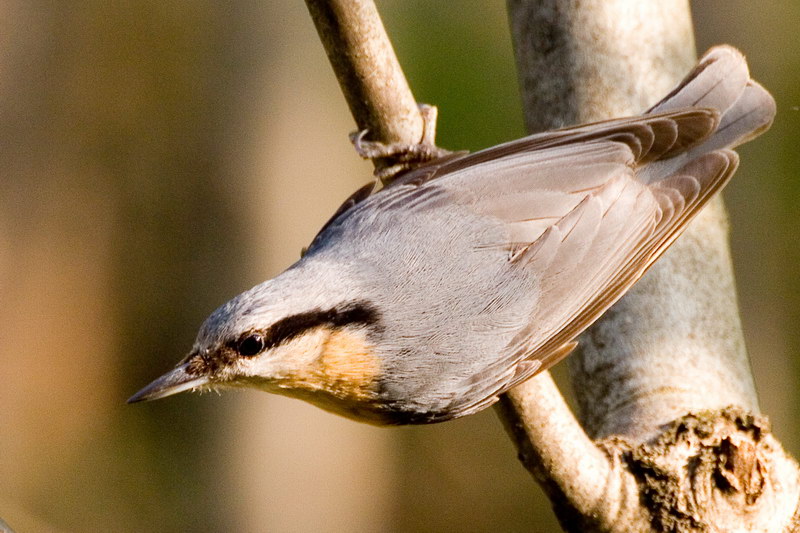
[237,333,266,357]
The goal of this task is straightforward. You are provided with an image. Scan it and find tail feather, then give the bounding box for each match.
[643,46,775,182]
[709,80,776,150]
[648,46,750,116]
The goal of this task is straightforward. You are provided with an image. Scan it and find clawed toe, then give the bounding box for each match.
[350,104,453,182]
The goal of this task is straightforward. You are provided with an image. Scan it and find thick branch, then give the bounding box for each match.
[505,0,758,442]
[304,0,424,175]
[502,1,799,530]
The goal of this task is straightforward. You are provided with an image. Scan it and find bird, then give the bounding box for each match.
[128,46,775,425]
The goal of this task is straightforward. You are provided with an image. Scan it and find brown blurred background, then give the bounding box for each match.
[0,1,797,531]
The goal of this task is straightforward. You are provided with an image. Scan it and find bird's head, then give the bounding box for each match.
[128,268,388,422]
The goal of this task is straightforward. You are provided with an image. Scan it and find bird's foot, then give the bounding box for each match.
[350,104,453,183]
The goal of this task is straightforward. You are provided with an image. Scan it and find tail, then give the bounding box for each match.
[641,45,776,182]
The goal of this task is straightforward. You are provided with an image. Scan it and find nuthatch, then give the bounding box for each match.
[129,46,775,425]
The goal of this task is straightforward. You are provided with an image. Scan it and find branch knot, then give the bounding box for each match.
[596,407,798,532]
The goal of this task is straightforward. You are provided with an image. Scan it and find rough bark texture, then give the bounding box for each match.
[599,408,799,532]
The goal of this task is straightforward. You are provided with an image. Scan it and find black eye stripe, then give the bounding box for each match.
[233,301,381,353]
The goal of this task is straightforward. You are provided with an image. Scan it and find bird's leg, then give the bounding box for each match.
[350,104,454,183]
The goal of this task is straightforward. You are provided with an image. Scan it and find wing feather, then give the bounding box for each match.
[439,150,738,420]
[305,110,718,256]
[302,46,773,423]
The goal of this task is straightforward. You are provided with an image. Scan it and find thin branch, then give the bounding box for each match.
[304,0,424,175]
[496,373,648,528]
[303,3,608,518]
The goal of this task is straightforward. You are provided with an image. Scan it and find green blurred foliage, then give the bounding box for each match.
[382,1,526,151]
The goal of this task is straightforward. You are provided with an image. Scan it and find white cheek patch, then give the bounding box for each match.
[238,328,328,381]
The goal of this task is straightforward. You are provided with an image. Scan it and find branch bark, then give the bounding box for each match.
[304,0,800,530]
[501,1,800,530]
[304,0,424,176]
[504,0,758,441]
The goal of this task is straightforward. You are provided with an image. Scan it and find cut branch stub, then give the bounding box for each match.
[598,407,800,532]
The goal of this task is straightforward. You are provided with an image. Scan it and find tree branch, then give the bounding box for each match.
[501,1,800,530]
[496,373,648,528]
[304,0,800,529]
[304,0,425,176]
[502,0,754,446]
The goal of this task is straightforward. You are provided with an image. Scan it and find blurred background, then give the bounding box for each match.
[0,1,797,531]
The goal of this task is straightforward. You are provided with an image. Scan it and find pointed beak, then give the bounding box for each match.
[127,363,210,404]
